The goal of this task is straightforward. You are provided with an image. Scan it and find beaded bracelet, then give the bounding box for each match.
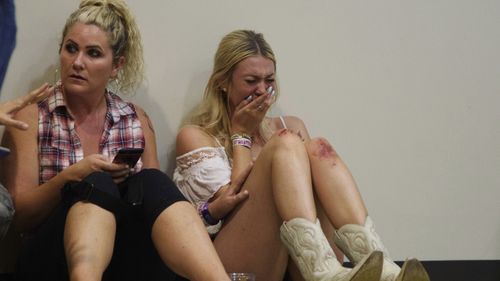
[230,133,252,141]
[198,202,219,225]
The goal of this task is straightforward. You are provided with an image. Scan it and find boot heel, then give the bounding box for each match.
[395,259,430,281]
[350,251,383,281]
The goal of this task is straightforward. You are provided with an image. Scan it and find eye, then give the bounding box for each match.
[266,78,275,83]
[64,43,78,54]
[87,48,102,58]
[245,79,256,85]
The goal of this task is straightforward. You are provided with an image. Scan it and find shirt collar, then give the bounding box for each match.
[47,82,136,123]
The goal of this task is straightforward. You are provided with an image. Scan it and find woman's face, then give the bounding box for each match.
[228,55,276,109]
[60,22,121,97]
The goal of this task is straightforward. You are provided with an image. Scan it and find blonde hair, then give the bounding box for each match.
[60,0,144,94]
[188,30,278,157]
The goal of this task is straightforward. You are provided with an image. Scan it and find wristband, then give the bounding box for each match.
[199,202,219,225]
[232,137,252,149]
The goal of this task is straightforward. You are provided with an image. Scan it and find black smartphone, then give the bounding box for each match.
[0,146,10,158]
[112,148,144,167]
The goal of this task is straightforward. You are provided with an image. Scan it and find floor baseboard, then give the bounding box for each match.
[344,260,500,281]
[3,260,500,281]
[416,260,500,281]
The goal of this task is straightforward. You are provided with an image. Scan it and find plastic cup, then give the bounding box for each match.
[228,272,256,281]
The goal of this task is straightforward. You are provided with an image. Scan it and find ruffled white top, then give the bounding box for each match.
[173,146,231,235]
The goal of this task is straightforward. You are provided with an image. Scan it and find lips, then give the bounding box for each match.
[69,74,86,81]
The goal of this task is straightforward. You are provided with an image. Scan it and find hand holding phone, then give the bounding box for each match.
[0,146,10,158]
[112,148,144,168]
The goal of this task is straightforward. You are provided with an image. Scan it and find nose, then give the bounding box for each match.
[255,82,269,95]
[72,52,84,70]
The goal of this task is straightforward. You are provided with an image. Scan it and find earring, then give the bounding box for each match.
[109,77,119,92]
[222,87,227,92]
[54,67,60,84]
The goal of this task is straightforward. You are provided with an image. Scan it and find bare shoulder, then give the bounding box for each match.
[133,103,147,119]
[273,115,311,140]
[133,103,154,131]
[273,115,307,131]
[176,125,219,156]
[284,115,306,127]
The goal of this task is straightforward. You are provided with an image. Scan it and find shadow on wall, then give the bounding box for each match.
[128,81,176,176]
[162,69,212,176]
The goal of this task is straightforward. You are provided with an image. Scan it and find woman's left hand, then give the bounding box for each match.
[208,163,252,220]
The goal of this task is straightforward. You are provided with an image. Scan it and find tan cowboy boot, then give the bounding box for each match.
[333,216,430,281]
[280,217,383,281]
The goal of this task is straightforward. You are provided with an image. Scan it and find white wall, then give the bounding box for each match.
[1,0,499,261]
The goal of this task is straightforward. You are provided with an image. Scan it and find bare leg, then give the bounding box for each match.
[287,174,347,281]
[317,204,345,262]
[64,202,116,281]
[305,137,368,228]
[215,132,318,281]
[151,201,230,281]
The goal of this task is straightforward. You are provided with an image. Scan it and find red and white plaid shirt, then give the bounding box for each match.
[38,84,145,184]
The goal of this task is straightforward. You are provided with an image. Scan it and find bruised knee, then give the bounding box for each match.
[267,129,305,151]
[306,137,338,162]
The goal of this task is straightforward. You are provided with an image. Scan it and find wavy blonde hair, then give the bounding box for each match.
[60,0,144,94]
[188,30,278,157]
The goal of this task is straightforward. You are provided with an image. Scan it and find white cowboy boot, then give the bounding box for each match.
[333,216,429,281]
[280,218,383,281]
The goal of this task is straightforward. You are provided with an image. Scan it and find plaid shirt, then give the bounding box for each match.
[38,85,145,184]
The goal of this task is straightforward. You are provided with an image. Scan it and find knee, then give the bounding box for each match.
[267,129,306,154]
[305,137,339,160]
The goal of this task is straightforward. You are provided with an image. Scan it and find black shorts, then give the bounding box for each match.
[17,169,188,281]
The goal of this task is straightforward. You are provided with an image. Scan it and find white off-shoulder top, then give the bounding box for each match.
[173,145,231,235]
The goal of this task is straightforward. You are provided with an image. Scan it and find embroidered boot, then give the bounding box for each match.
[333,216,430,281]
[280,218,383,281]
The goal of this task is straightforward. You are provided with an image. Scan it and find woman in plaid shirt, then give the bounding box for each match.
[0,1,232,280]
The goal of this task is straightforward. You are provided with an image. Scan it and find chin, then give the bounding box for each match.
[62,82,91,95]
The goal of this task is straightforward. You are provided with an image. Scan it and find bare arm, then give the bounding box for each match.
[1,104,70,232]
[135,105,160,169]
[229,93,272,182]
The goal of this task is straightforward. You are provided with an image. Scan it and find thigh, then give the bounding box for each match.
[213,149,288,281]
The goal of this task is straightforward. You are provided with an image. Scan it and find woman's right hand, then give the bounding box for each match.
[230,92,272,134]
[208,163,252,220]
[63,154,130,184]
